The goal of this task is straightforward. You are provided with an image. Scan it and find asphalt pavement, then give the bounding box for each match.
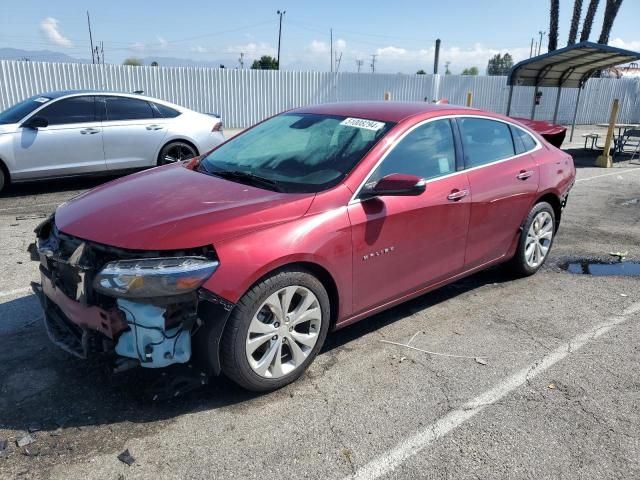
[0,159,638,480]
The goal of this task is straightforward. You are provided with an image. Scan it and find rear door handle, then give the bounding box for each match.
[146,124,163,131]
[517,170,534,180]
[447,189,469,201]
[80,128,100,135]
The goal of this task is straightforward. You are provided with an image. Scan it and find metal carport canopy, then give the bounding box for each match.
[505,41,640,140]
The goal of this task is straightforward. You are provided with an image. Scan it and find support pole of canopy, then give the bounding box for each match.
[552,86,562,124]
[530,85,538,120]
[506,85,514,116]
[569,86,583,142]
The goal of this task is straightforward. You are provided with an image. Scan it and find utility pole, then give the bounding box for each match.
[433,38,441,74]
[355,59,363,73]
[239,52,244,69]
[330,28,333,73]
[534,40,538,57]
[529,38,534,58]
[87,11,95,64]
[538,30,545,56]
[100,41,104,65]
[94,46,100,64]
[370,54,377,73]
[276,10,285,70]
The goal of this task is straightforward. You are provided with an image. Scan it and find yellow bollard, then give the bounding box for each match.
[466,91,473,107]
[596,98,619,168]
[384,91,391,101]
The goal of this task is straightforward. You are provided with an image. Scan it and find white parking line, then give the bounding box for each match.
[349,301,640,480]
[0,287,33,298]
[575,169,640,183]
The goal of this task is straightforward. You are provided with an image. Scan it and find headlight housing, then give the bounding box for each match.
[93,256,219,299]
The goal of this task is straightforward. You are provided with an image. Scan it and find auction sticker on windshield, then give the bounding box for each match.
[340,117,385,131]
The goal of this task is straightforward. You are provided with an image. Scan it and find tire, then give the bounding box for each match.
[0,168,5,194]
[509,201,556,276]
[157,141,197,165]
[220,269,331,392]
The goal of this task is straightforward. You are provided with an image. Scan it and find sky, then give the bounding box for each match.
[1,0,639,73]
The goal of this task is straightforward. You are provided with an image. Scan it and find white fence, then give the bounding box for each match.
[1,60,639,128]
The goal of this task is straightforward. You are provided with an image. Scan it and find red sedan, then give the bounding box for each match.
[33,102,575,391]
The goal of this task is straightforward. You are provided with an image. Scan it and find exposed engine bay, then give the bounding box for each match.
[30,215,233,374]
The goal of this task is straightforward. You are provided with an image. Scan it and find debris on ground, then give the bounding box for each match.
[0,439,7,451]
[548,383,557,389]
[474,357,488,366]
[620,293,628,297]
[15,213,48,221]
[27,425,40,433]
[117,449,135,466]
[50,428,63,437]
[16,435,35,448]
[609,251,628,261]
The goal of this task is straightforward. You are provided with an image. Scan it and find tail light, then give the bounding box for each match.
[212,121,223,132]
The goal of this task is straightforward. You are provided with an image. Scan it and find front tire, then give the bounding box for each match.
[510,201,556,276]
[220,269,331,392]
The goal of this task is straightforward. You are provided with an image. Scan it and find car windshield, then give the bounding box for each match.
[199,113,394,193]
[0,95,52,124]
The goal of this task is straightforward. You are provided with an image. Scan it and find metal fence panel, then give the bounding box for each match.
[1,60,638,127]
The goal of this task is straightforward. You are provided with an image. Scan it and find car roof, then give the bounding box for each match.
[292,101,480,123]
[37,90,184,109]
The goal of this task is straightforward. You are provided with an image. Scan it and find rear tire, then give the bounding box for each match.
[157,141,197,165]
[509,201,556,276]
[220,269,331,392]
[0,168,5,194]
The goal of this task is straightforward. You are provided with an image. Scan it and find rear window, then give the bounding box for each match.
[104,96,155,121]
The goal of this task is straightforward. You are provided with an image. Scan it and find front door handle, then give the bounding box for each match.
[517,170,534,180]
[146,124,163,131]
[447,189,469,201]
[80,128,100,135]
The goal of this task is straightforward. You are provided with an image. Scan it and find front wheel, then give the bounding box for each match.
[510,201,556,276]
[220,269,331,392]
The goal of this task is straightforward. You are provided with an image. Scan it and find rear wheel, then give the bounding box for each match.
[510,201,556,276]
[0,168,5,193]
[220,269,330,392]
[158,141,197,165]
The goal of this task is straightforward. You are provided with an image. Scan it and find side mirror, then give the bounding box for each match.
[23,116,48,129]
[361,173,426,199]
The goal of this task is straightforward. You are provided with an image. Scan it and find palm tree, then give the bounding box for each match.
[598,0,624,44]
[580,0,600,41]
[548,0,560,51]
[567,0,584,45]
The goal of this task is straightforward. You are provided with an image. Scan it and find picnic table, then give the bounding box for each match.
[595,123,640,153]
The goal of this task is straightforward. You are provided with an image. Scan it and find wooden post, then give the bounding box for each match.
[596,99,619,168]
[466,91,473,107]
[384,91,391,101]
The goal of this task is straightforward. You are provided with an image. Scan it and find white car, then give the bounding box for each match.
[0,90,225,192]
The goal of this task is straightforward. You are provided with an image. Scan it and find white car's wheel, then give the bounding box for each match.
[158,141,197,165]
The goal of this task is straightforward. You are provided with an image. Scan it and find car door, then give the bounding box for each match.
[100,96,169,170]
[348,118,471,315]
[11,95,106,179]
[457,117,539,269]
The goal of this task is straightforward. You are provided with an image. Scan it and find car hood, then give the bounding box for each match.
[55,163,315,250]
[0,124,18,135]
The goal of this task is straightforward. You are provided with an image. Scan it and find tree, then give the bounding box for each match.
[580,0,600,41]
[416,69,426,75]
[461,67,479,75]
[568,0,584,45]
[150,61,159,67]
[250,55,279,70]
[486,53,513,76]
[549,0,560,51]
[598,0,624,44]
[444,61,451,75]
[123,57,143,66]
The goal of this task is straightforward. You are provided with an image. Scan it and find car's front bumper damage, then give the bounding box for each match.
[30,215,234,375]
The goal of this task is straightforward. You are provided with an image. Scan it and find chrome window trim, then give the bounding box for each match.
[349,114,542,205]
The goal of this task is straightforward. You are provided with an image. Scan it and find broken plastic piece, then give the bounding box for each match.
[115,299,191,368]
[117,449,135,466]
[16,434,35,448]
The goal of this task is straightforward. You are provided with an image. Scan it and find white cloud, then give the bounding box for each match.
[609,38,640,51]
[191,45,207,53]
[130,42,146,52]
[226,42,275,57]
[156,36,168,49]
[335,39,347,51]
[308,39,347,55]
[39,17,72,47]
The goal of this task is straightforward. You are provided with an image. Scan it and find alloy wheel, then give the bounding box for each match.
[525,211,554,268]
[163,144,196,163]
[245,286,322,379]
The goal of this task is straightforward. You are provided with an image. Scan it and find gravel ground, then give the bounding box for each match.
[0,148,638,480]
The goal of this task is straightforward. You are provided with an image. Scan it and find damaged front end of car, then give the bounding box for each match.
[29,215,234,375]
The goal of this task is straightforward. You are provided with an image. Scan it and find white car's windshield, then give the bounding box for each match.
[199,113,394,193]
[0,95,52,125]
